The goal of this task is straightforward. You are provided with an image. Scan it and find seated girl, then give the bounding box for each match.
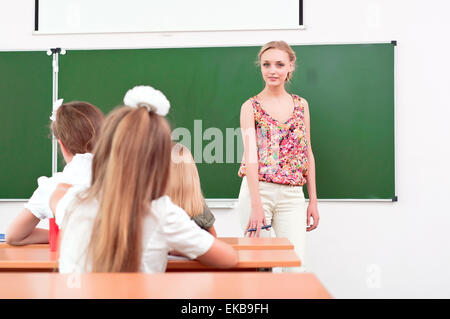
[168,143,217,237]
[51,86,237,273]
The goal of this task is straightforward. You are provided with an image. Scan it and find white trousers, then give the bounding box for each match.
[238,176,307,272]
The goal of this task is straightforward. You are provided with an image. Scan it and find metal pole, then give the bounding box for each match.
[51,51,59,176]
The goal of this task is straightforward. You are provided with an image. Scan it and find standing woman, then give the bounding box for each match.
[238,41,319,272]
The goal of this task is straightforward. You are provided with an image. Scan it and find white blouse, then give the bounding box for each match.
[24,153,93,222]
[57,189,214,273]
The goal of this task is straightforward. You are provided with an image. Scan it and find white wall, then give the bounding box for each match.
[1,0,450,298]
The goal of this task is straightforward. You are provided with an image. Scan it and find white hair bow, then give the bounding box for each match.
[49,99,64,122]
[123,85,170,116]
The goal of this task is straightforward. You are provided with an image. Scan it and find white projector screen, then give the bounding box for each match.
[35,0,303,34]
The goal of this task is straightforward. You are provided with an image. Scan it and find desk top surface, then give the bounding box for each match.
[0,238,300,270]
[0,237,294,250]
[0,248,300,270]
[219,237,294,250]
[167,249,300,270]
[0,245,58,269]
[0,272,332,299]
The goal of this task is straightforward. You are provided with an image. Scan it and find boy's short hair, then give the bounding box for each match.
[51,101,104,155]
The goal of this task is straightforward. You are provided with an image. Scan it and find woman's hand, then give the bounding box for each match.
[306,201,319,232]
[245,204,268,238]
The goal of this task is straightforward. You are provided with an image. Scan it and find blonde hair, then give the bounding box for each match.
[257,40,297,82]
[85,106,172,272]
[167,143,204,218]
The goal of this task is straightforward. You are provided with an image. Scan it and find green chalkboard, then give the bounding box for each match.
[293,44,395,199]
[0,43,395,200]
[0,51,52,199]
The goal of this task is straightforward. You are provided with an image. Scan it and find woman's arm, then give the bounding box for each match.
[5,209,49,245]
[196,238,238,268]
[240,100,268,237]
[303,99,320,232]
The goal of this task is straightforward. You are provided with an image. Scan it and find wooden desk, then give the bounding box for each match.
[0,272,332,299]
[219,237,294,250]
[0,237,294,251]
[0,244,58,272]
[166,249,300,272]
[0,240,300,272]
[0,243,49,248]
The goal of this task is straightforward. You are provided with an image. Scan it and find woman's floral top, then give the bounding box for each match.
[238,94,309,186]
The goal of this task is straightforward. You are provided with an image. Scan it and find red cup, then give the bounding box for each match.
[49,218,59,252]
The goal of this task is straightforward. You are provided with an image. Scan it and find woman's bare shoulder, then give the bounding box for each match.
[293,94,308,103]
[294,95,310,111]
[240,97,254,112]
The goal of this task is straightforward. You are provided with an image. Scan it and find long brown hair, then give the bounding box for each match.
[167,143,204,218]
[85,106,172,272]
[51,101,104,155]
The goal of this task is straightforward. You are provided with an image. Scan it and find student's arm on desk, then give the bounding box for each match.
[196,238,238,268]
[5,208,49,245]
[169,224,217,256]
[7,175,64,245]
[169,237,237,267]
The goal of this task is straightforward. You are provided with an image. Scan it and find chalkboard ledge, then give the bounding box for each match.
[205,197,398,208]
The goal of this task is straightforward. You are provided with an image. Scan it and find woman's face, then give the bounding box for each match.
[260,48,293,86]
